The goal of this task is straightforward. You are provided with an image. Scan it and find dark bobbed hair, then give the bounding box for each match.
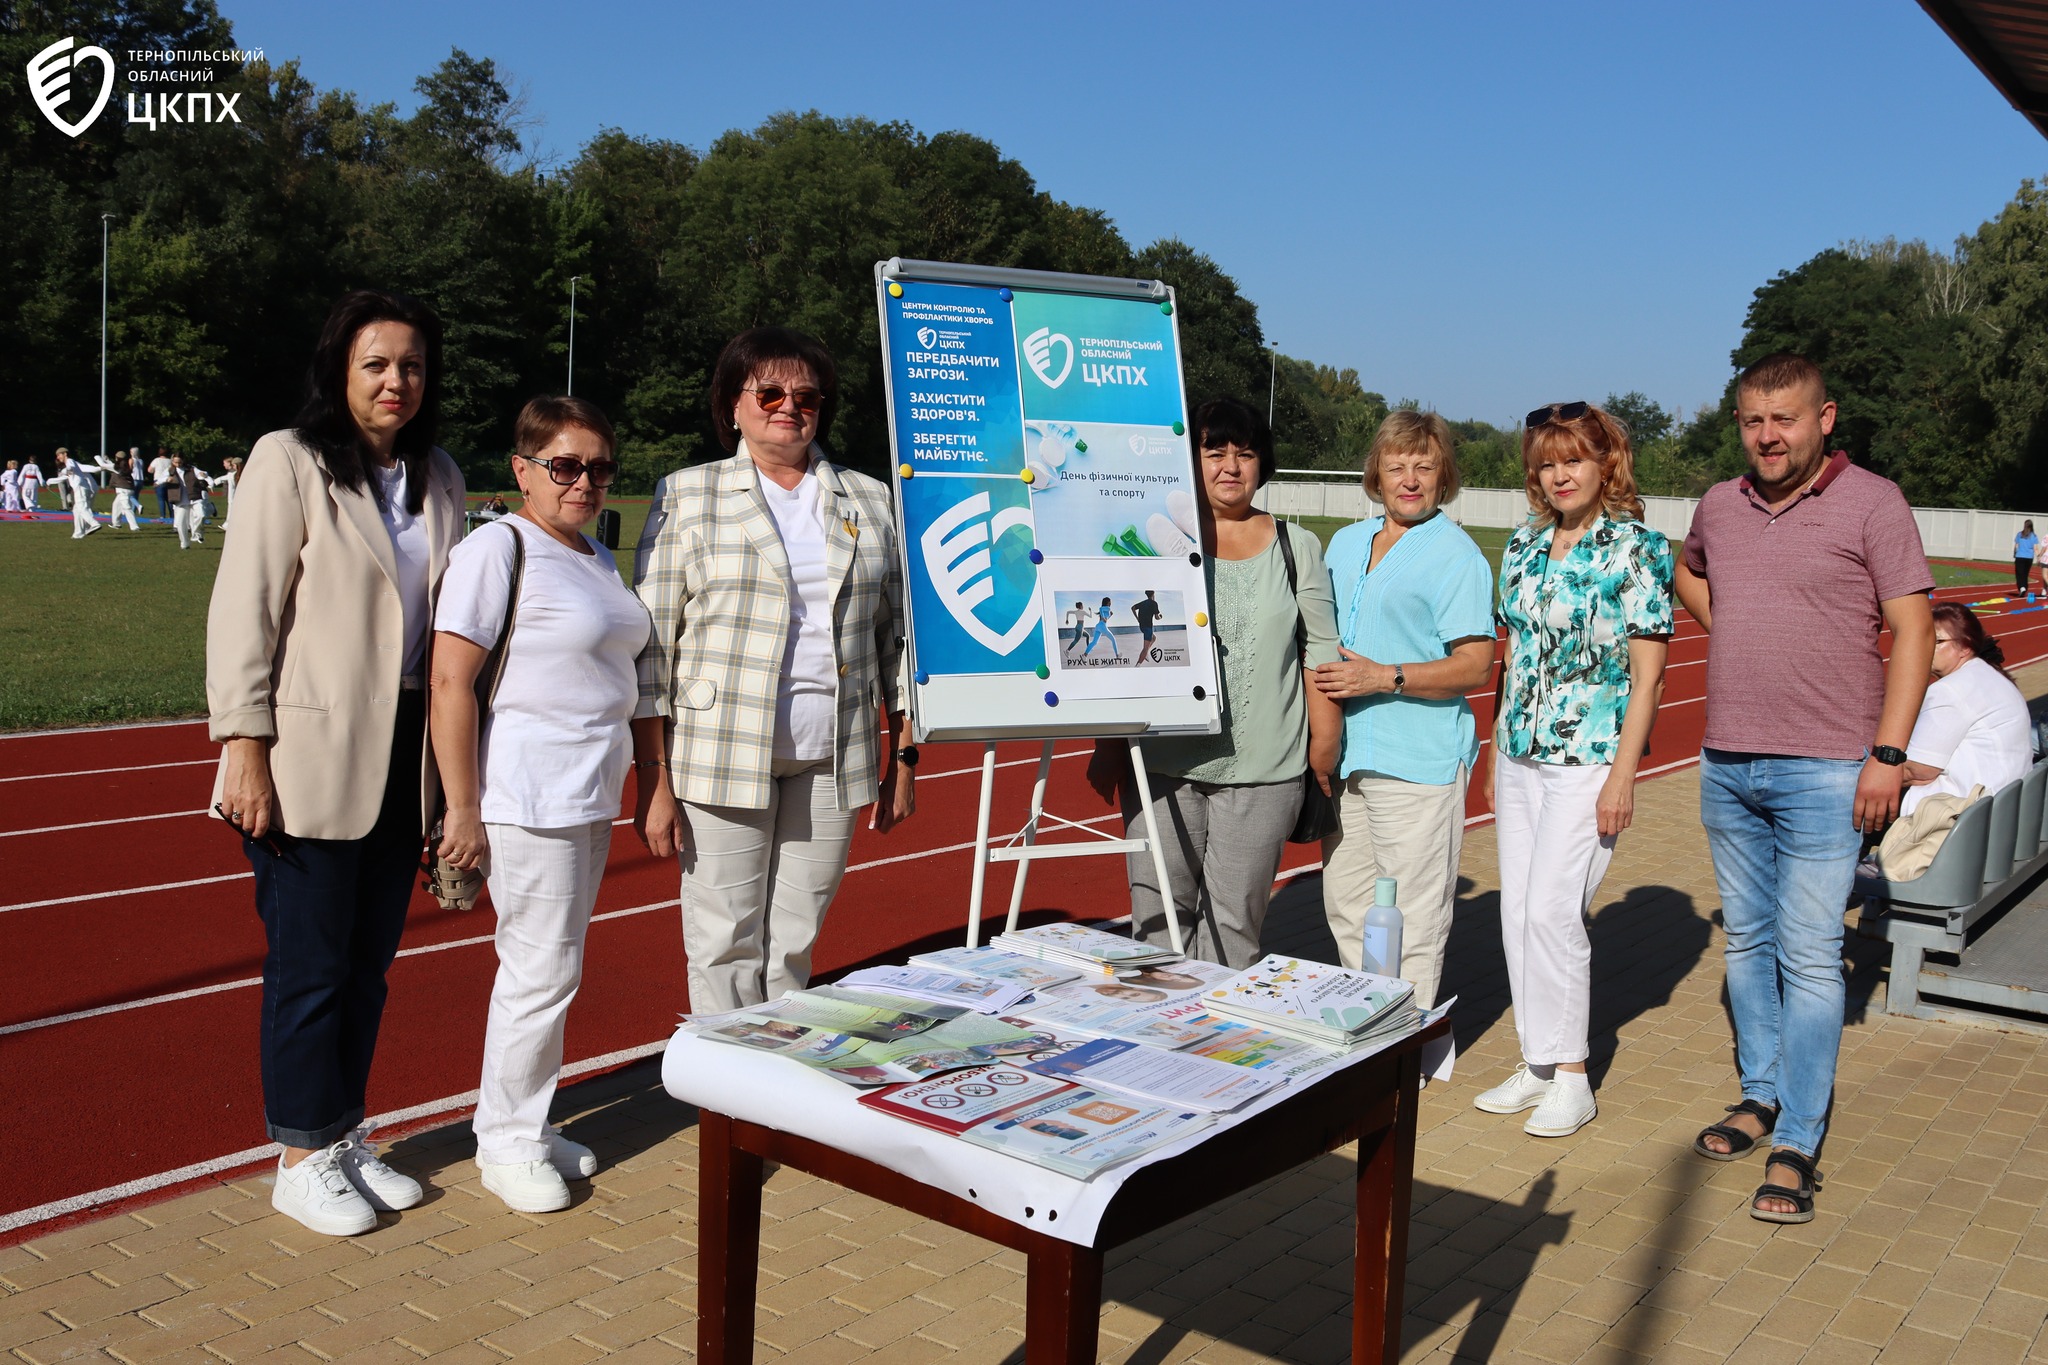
[1190,397,1276,487]
[1933,602,2007,672]
[514,395,617,461]
[708,327,839,454]
[293,289,443,514]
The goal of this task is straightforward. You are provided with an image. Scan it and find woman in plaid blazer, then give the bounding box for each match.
[630,328,915,1013]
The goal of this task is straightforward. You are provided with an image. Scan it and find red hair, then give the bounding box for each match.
[1521,405,1643,525]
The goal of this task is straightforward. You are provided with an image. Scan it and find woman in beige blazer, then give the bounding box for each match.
[207,289,466,1238]
[630,327,913,1016]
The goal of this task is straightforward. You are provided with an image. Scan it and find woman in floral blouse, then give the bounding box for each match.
[1475,401,1672,1139]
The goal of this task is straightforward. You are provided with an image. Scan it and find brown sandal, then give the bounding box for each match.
[1693,1098,1777,1161]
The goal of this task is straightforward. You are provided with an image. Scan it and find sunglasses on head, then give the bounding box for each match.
[519,452,620,489]
[746,385,824,415]
[1527,401,1591,429]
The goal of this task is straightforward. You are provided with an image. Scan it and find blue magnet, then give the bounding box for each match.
[914,669,930,686]
[998,287,1013,302]
[1043,691,1059,707]
[1028,548,1043,564]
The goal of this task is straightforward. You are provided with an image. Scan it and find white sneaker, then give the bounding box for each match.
[272,1147,377,1236]
[547,1128,598,1179]
[1524,1079,1597,1137]
[335,1129,424,1211]
[479,1158,571,1213]
[1474,1063,1553,1115]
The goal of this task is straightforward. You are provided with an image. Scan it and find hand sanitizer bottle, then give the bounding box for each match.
[1361,876,1405,979]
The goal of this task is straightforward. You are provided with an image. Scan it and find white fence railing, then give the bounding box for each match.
[1254,478,2047,564]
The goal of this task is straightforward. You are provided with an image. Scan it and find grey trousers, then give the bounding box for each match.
[1121,772,1305,968]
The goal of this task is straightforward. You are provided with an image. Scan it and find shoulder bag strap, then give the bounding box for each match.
[1274,518,1307,662]
[475,522,525,710]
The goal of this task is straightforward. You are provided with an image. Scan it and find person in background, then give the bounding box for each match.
[96,451,141,530]
[208,289,465,1237]
[169,455,207,549]
[1315,410,1496,1007]
[1476,402,1671,1139]
[54,447,72,509]
[19,455,44,512]
[475,492,511,521]
[1,461,19,513]
[2015,519,2039,596]
[1899,603,2031,816]
[431,396,650,1215]
[630,326,914,1014]
[1675,352,1933,1225]
[54,451,101,539]
[1087,398,1342,967]
[150,446,175,521]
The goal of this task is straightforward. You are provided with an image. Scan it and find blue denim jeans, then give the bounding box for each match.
[1698,749,1864,1159]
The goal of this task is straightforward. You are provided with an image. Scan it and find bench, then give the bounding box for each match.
[1854,758,2048,1028]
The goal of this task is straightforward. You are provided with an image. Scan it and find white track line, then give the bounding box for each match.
[0,717,207,741]
[0,873,251,915]
[0,808,207,839]
[0,1038,669,1234]
[0,758,213,785]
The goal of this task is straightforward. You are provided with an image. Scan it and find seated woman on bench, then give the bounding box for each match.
[1901,603,2032,816]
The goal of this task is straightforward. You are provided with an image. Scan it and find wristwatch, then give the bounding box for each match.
[1871,745,1907,766]
[896,745,920,769]
[1392,665,1406,696]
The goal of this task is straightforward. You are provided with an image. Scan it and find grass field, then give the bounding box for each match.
[0,495,2014,732]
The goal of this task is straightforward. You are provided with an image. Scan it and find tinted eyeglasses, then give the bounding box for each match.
[746,385,825,415]
[519,453,620,489]
[1527,401,1591,429]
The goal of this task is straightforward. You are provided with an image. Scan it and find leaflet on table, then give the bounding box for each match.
[856,1063,1076,1135]
[1178,1019,1331,1072]
[834,966,1032,1014]
[1020,1036,1282,1113]
[744,985,967,1042]
[698,1007,1040,1088]
[1204,955,1413,1040]
[956,1087,1213,1179]
[908,946,1085,991]
[975,1016,1115,1063]
[989,921,1183,970]
[1008,981,1226,1049]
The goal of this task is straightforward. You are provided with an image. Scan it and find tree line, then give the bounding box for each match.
[6,2,2046,507]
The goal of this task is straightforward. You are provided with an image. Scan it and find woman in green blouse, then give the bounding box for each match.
[1087,399,1343,966]
[1476,401,1672,1139]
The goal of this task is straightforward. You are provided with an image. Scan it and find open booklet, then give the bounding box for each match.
[693,989,1041,1087]
[1005,959,1238,1048]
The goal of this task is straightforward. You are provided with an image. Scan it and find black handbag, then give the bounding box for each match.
[1276,522,1339,844]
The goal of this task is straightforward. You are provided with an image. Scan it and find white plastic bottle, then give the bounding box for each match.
[1361,876,1405,979]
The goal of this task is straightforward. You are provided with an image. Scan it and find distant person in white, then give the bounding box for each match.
[168,455,207,548]
[150,448,175,521]
[18,457,44,511]
[1900,603,2032,816]
[429,396,650,1216]
[0,461,19,512]
[1064,599,1091,656]
[54,451,101,538]
[96,452,140,530]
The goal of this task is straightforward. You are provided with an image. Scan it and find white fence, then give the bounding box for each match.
[1255,477,2047,564]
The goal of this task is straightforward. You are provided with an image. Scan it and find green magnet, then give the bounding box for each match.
[1171,420,1185,435]
[1035,664,1049,679]
[1160,301,1173,315]
[1074,440,1087,453]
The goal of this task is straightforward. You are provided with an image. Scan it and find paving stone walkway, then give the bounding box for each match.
[7,666,2048,1363]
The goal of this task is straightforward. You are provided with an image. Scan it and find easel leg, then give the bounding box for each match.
[1025,1239,1103,1365]
[1126,739,1184,955]
[697,1111,763,1365]
[965,743,999,947]
[1005,740,1057,934]
[1352,1052,1420,1364]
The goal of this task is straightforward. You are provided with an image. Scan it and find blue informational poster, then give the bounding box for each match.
[877,261,1221,741]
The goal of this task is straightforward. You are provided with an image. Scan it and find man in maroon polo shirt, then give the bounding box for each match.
[1673,353,1933,1226]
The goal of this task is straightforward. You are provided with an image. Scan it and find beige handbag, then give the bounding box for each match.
[1871,784,1986,881]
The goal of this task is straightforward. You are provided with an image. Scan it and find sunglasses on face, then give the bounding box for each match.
[746,385,824,415]
[1527,401,1591,429]
[519,453,620,489]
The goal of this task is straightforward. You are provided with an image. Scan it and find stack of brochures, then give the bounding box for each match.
[1203,955,1417,1048]
[690,986,1043,1087]
[834,966,1033,1014]
[907,945,1084,992]
[989,921,1182,975]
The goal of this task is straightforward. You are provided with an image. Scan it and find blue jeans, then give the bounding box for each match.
[1698,749,1863,1158]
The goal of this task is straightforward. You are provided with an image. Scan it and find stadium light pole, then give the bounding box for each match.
[1267,346,1277,425]
[567,275,580,395]
[100,212,114,463]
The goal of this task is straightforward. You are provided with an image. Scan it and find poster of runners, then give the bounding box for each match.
[875,260,1221,740]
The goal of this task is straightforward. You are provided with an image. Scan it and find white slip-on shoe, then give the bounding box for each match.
[272,1147,377,1236]
[479,1158,572,1213]
[336,1129,424,1212]
[1473,1063,1553,1115]
[1524,1079,1597,1138]
[546,1128,598,1180]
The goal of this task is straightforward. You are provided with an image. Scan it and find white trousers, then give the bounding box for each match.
[174,503,204,548]
[70,497,98,537]
[110,490,140,529]
[1494,753,1616,1066]
[1321,766,1468,1008]
[474,820,611,1166]
[19,482,40,510]
[680,758,856,1015]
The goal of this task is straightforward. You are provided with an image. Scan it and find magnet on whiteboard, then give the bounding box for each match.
[1172,420,1186,435]
[915,669,930,686]
[898,464,913,479]
[1074,440,1088,453]
[1020,467,1035,484]
[1035,664,1049,679]
[999,287,1013,302]
[1188,552,1202,566]
[1028,548,1043,564]
[1194,611,1208,627]
[888,281,904,297]
[1193,685,1206,700]
[1160,301,1174,315]
[1044,692,1059,707]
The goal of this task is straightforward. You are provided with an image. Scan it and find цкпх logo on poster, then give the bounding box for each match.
[1023,327,1074,389]
[27,37,114,138]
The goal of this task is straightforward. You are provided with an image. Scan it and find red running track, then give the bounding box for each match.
[5,585,2043,1226]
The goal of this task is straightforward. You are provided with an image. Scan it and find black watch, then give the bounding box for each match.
[896,745,919,769]
[1871,745,1907,767]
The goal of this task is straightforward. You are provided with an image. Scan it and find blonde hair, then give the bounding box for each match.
[1521,405,1643,525]
[1363,410,1460,506]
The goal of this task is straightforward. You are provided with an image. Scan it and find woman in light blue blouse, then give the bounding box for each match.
[1474,402,1671,1139]
[1314,411,1495,1006]
[2015,520,2038,596]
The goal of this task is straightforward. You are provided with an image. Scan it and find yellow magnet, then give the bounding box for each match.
[898,463,913,479]
[1194,611,1208,627]
[1020,467,1035,484]
[887,281,903,297]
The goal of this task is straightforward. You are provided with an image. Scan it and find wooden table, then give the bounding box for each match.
[695,1016,1447,1364]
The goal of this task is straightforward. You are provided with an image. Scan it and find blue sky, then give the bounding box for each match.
[226,0,2046,427]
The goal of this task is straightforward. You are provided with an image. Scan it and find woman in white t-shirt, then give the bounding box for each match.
[429,396,650,1215]
[1901,603,2033,816]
